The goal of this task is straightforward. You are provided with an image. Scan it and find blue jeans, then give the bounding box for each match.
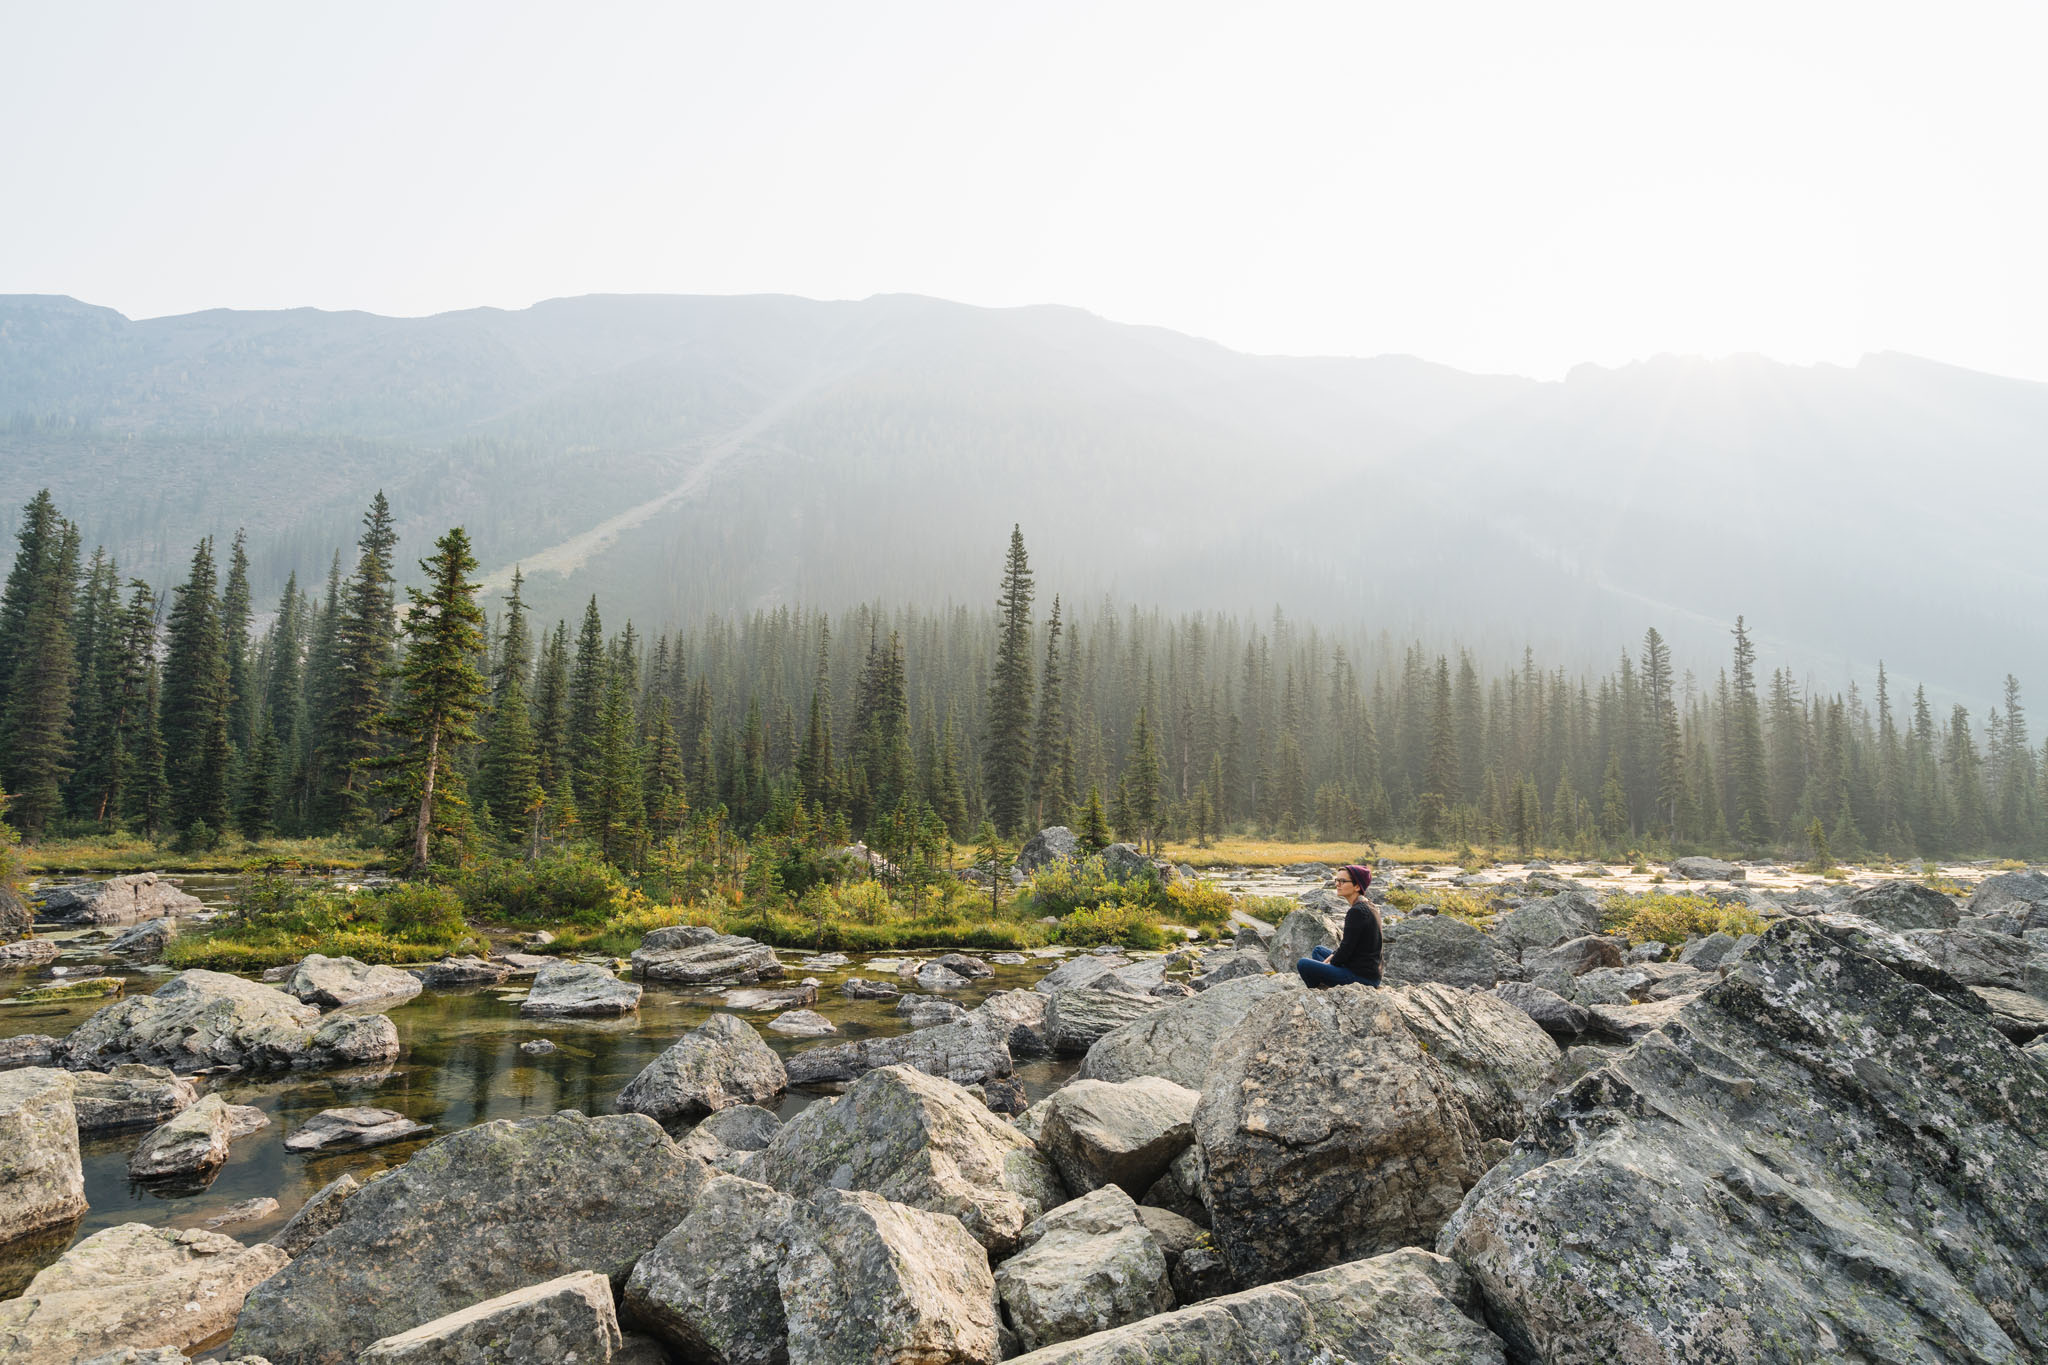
[1297,944,1378,990]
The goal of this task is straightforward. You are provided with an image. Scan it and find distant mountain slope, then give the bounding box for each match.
[1,292,2041,701]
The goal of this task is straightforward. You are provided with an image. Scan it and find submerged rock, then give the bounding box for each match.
[106,917,180,958]
[62,969,398,1072]
[0,1223,288,1361]
[1439,917,2048,1364]
[617,1012,788,1128]
[0,1067,86,1247]
[1002,1247,1503,1363]
[742,1064,1063,1255]
[779,1188,1001,1365]
[1195,983,1483,1287]
[283,954,423,1010]
[229,1110,712,1365]
[357,1270,622,1364]
[768,1007,838,1037]
[996,1185,1173,1352]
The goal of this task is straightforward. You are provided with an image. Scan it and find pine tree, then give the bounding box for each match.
[1728,617,1771,846]
[585,659,645,863]
[1120,705,1164,854]
[136,660,170,840]
[796,625,834,805]
[1028,595,1066,828]
[0,503,79,838]
[533,621,572,791]
[567,597,608,780]
[643,694,688,842]
[220,529,255,751]
[982,526,1035,834]
[325,494,399,825]
[973,818,1011,915]
[237,717,280,839]
[1076,784,1112,852]
[160,538,232,842]
[381,527,488,873]
[65,547,121,822]
[1642,627,1685,834]
[494,568,533,708]
[475,673,540,842]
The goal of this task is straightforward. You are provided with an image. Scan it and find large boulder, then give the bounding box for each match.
[1033,954,1124,995]
[1002,1248,1504,1364]
[1016,826,1082,875]
[0,1067,86,1246]
[623,1173,797,1365]
[1385,983,1560,1142]
[1523,934,1626,977]
[228,1110,713,1365]
[1264,907,1343,972]
[1044,987,1162,1055]
[1668,856,1742,881]
[1491,980,1591,1040]
[1076,973,1299,1090]
[268,1172,360,1258]
[1489,890,1604,957]
[409,955,511,988]
[519,961,641,1017]
[779,1188,1001,1365]
[71,1064,197,1132]
[617,1012,787,1129]
[630,927,783,985]
[0,1223,288,1362]
[995,1186,1174,1352]
[1439,917,2048,1364]
[1188,948,1270,990]
[784,1011,1013,1088]
[1038,1077,1199,1197]
[357,1270,622,1364]
[741,1064,1063,1254]
[0,882,30,941]
[1194,983,1483,1286]
[283,954,423,1010]
[1841,878,1961,931]
[37,872,203,925]
[1901,926,2046,994]
[1966,869,2048,930]
[1099,843,1153,882]
[1382,915,1506,989]
[61,969,398,1072]
[972,988,1051,1056]
[0,1034,60,1070]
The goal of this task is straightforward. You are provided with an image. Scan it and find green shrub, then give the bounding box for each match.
[163,873,483,970]
[1429,889,1494,927]
[1058,902,1167,950]
[458,850,630,925]
[375,882,471,944]
[1161,878,1234,929]
[1600,892,1766,948]
[1022,855,1162,917]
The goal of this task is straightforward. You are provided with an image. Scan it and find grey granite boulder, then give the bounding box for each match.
[0,1223,288,1362]
[1385,983,1560,1142]
[1675,930,1739,967]
[228,1110,714,1365]
[971,988,1051,1056]
[0,1033,60,1070]
[1966,869,2048,929]
[1076,973,1298,1090]
[623,1173,796,1365]
[1017,826,1082,874]
[1382,915,1506,989]
[283,1106,431,1152]
[0,1067,86,1246]
[71,1064,197,1131]
[741,1064,1063,1255]
[1264,907,1344,972]
[1033,953,1124,995]
[630,928,783,985]
[1522,934,1625,977]
[995,1185,1174,1352]
[897,994,969,1027]
[1001,1248,1504,1363]
[617,1012,787,1129]
[62,969,398,1072]
[409,955,511,987]
[1841,878,1961,931]
[1668,856,1742,881]
[38,872,203,925]
[268,1172,360,1258]
[1439,917,2048,1364]
[1038,1077,1199,1197]
[1195,983,1483,1286]
[1901,926,2045,994]
[106,917,180,958]
[784,1011,1013,1088]
[1044,987,1161,1055]
[357,1270,622,1364]
[519,961,641,1017]
[1489,890,1605,957]
[283,953,423,1010]
[1491,980,1590,1039]
[779,1188,1000,1365]
[128,1092,238,1179]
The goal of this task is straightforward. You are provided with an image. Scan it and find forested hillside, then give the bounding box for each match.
[3,292,2044,704]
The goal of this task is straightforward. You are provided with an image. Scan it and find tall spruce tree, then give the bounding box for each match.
[1028,595,1066,827]
[566,597,608,780]
[1642,627,1685,835]
[982,526,1035,834]
[1727,617,1771,846]
[381,527,488,873]
[325,494,399,825]
[0,499,80,838]
[220,529,255,751]
[160,538,232,842]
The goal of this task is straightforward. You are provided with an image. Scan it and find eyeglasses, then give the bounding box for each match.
[1333,877,1354,887]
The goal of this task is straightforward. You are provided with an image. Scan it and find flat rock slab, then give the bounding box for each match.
[1003,1248,1504,1364]
[0,1223,288,1362]
[0,1067,86,1246]
[358,1269,622,1364]
[284,1106,432,1152]
[519,962,642,1017]
[630,929,784,986]
[768,1008,837,1037]
[723,983,819,1011]
[410,956,512,987]
[70,1064,197,1132]
[201,1195,281,1228]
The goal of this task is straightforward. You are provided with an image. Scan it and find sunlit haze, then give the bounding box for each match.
[5,1,2045,379]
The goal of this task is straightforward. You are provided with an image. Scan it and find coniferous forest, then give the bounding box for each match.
[2,487,2041,871]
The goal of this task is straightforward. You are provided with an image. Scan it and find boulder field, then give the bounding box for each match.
[2,867,2044,1365]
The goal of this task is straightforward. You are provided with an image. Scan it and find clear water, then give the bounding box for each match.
[0,873,1080,1300]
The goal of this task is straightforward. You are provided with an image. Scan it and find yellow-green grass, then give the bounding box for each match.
[19,833,385,875]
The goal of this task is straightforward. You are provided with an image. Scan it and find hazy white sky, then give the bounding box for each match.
[4,1,2044,380]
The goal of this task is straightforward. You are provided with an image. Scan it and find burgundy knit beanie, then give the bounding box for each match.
[1341,863,1373,891]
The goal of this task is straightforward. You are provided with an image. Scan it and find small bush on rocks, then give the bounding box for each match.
[1601,892,1766,949]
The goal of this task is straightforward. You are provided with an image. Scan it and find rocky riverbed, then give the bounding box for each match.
[1,855,2044,1364]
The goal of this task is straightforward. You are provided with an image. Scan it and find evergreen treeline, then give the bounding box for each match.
[2,489,2043,867]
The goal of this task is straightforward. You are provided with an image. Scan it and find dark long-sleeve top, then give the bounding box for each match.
[1328,899,1383,980]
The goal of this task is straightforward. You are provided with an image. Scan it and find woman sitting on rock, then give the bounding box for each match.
[1298,864,1382,988]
